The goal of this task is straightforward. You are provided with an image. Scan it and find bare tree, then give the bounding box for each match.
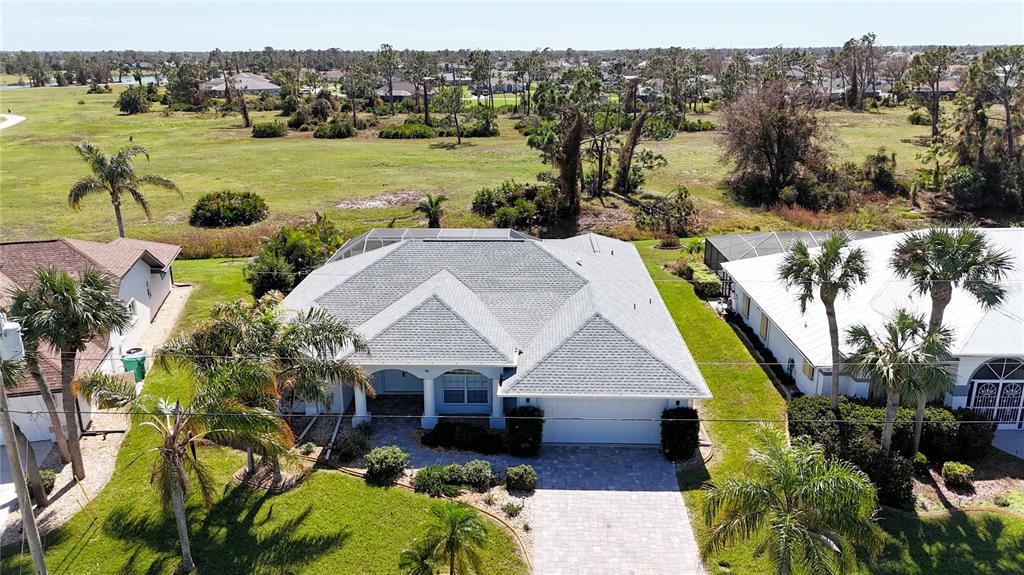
[374,43,401,115]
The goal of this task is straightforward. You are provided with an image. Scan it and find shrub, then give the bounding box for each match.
[502,502,523,518]
[919,406,959,461]
[363,445,409,485]
[313,120,356,139]
[300,442,315,455]
[913,452,930,475]
[633,186,701,237]
[412,465,463,497]
[941,461,975,490]
[471,179,561,229]
[861,148,902,196]
[860,444,915,509]
[661,407,700,461]
[252,121,287,138]
[944,166,987,209]
[787,396,842,456]
[658,234,680,249]
[421,421,506,455]
[953,408,996,460]
[688,260,723,299]
[243,213,345,298]
[116,86,151,114]
[86,82,111,94]
[378,123,436,139]
[333,422,373,463]
[505,406,544,456]
[907,109,930,125]
[189,190,269,228]
[505,464,537,492]
[680,119,715,132]
[461,459,494,491]
[40,469,56,494]
[665,257,689,278]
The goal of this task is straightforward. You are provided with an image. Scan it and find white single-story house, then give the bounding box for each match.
[201,72,281,97]
[0,237,181,444]
[282,228,711,444]
[722,229,1024,431]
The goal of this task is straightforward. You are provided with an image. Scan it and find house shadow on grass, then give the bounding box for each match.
[101,485,349,574]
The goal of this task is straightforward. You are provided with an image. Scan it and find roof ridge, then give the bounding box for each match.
[505,313,606,386]
[588,312,704,389]
[428,295,514,363]
[58,238,110,272]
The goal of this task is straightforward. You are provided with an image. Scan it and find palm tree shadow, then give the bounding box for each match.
[870,509,1015,574]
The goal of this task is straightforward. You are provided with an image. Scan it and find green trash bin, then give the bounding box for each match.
[121,347,147,382]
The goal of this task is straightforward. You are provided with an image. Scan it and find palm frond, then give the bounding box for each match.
[68,176,109,210]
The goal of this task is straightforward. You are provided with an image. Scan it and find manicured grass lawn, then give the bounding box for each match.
[0,84,930,245]
[0,259,527,575]
[636,240,1024,575]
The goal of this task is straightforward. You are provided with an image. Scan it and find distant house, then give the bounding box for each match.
[201,72,281,97]
[375,78,434,102]
[0,237,180,445]
[437,71,473,86]
[322,69,344,82]
[282,229,712,444]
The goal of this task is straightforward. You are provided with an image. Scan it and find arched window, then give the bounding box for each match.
[438,369,490,405]
[967,358,1024,426]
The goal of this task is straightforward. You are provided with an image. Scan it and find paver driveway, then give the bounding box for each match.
[366,416,704,575]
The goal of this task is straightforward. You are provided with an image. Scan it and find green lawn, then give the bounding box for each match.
[635,240,1024,575]
[0,259,527,575]
[0,85,931,246]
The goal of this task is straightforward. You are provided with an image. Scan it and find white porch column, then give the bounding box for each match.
[352,386,370,426]
[421,377,438,429]
[489,378,504,429]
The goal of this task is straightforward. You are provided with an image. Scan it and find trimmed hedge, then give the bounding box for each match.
[252,121,287,138]
[363,445,409,485]
[505,464,537,492]
[941,461,975,490]
[953,408,996,460]
[189,191,269,228]
[412,460,494,497]
[421,421,505,455]
[661,407,700,461]
[506,405,544,456]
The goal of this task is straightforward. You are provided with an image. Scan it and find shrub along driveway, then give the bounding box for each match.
[364,416,704,575]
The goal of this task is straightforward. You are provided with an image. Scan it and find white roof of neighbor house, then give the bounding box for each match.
[722,229,1024,367]
[283,230,711,399]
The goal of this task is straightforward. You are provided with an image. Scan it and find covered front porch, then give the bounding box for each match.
[346,366,509,429]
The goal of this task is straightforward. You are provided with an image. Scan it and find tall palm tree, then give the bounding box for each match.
[77,367,292,573]
[845,310,954,454]
[890,227,1014,452]
[778,232,869,410]
[158,293,370,478]
[414,193,448,229]
[421,501,488,575]
[399,538,437,575]
[0,357,48,506]
[68,142,180,238]
[8,267,133,480]
[701,425,880,575]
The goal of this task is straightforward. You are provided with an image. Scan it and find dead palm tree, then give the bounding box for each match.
[414,193,448,228]
[778,232,869,410]
[8,267,133,480]
[77,366,292,573]
[845,310,954,454]
[890,227,1014,452]
[68,141,180,238]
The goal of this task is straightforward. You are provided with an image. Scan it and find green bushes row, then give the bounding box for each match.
[313,120,356,139]
[252,121,287,138]
[661,407,700,461]
[379,123,436,139]
[472,179,561,230]
[665,256,722,299]
[412,460,495,497]
[506,405,545,456]
[421,421,506,455]
[364,445,409,485]
[680,119,715,132]
[189,190,268,228]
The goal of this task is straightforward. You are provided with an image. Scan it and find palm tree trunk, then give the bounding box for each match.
[59,350,86,480]
[824,300,843,411]
[271,455,282,484]
[915,287,952,452]
[170,475,196,572]
[13,422,47,506]
[246,448,255,474]
[26,355,71,463]
[881,390,900,454]
[112,200,126,239]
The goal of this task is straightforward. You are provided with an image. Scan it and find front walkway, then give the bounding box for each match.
[366,417,704,575]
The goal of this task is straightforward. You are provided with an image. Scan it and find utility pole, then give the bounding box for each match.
[0,314,49,575]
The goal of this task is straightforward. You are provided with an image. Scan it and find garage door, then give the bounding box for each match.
[538,397,665,444]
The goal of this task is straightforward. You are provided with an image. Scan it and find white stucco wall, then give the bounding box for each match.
[1,392,94,445]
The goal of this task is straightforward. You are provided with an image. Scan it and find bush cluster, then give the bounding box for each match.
[379,122,436,139]
[332,422,373,463]
[661,407,700,461]
[40,469,56,494]
[505,405,545,456]
[313,120,356,139]
[941,461,975,490]
[472,179,561,230]
[116,85,151,114]
[505,464,538,492]
[680,119,715,132]
[633,186,701,237]
[665,255,721,298]
[421,421,506,455]
[252,121,287,138]
[189,191,269,228]
[907,109,931,125]
[243,213,345,298]
[363,445,409,485]
[412,460,494,497]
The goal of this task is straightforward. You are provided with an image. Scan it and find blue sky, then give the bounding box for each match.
[2,1,1021,51]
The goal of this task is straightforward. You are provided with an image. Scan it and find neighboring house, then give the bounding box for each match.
[722,229,1024,431]
[375,79,433,102]
[0,237,180,444]
[201,72,281,97]
[283,229,711,444]
[322,69,343,82]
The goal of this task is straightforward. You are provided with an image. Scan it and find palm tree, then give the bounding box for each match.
[701,425,879,575]
[414,193,448,228]
[890,227,1014,452]
[68,142,180,238]
[399,538,437,575]
[0,357,48,506]
[845,310,954,454]
[158,293,370,478]
[421,501,488,575]
[8,267,133,480]
[77,367,292,573]
[778,232,869,410]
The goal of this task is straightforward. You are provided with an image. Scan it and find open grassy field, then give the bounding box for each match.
[636,240,1024,575]
[0,84,931,245]
[0,259,527,575]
